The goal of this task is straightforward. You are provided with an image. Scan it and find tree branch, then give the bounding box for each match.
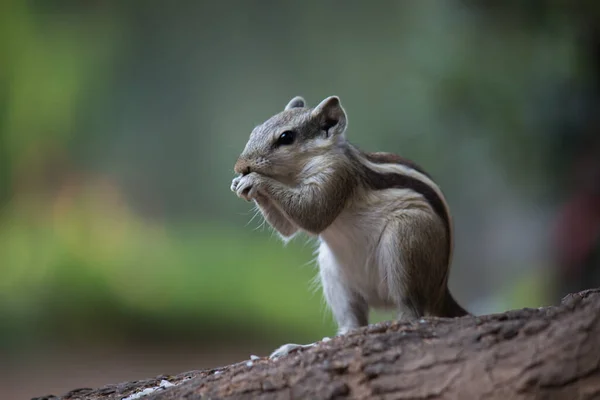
[34,289,600,400]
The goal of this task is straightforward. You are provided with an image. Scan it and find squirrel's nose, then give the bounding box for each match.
[234,159,251,175]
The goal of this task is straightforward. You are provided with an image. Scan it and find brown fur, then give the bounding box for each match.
[232,95,469,343]
[353,149,468,317]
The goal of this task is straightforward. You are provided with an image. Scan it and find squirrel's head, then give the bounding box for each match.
[234,95,348,181]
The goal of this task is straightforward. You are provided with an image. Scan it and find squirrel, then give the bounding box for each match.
[231,95,469,358]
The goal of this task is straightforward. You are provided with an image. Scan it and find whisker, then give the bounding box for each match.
[245,207,262,227]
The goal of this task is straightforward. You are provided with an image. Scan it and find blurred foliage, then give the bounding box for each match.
[1,0,599,363]
[0,181,336,355]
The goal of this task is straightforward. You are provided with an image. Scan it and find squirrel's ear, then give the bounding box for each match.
[311,96,347,137]
[284,96,306,110]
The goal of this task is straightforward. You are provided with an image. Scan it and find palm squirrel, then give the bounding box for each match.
[231,95,469,358]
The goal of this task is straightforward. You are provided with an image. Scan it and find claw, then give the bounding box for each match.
[231,176,242,192]
[233,173,257,201]
[269,342,316,359]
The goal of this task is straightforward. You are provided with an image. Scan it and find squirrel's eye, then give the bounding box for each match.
[277,131,295,146]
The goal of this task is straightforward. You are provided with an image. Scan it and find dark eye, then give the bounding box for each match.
[276,130,296,146]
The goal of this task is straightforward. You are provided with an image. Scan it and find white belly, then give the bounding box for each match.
[318,188,421,308]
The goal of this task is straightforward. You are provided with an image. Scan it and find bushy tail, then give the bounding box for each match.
[441,288,470,317]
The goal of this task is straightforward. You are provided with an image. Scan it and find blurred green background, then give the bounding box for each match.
[3,1,600,399]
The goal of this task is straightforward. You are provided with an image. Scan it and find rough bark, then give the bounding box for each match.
[34,289,600,400]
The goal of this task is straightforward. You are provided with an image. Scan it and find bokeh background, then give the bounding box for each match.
[2,1,600,399]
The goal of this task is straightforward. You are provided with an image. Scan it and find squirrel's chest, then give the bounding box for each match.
[319,189,409,262]
[318,201,392,303]
[317,189,419,306]
[320,210,383,258]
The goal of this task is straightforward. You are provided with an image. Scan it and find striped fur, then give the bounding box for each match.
[352,147,466,318]
[354,147,453,278]
[232,96,468,353]
[316,144,468,330]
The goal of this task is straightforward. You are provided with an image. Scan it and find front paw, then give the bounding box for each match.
[235,173,262,202]
[230,175,243,193]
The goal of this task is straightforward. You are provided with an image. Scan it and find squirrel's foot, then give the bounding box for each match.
[268,337,331,359]
[269,343,315,359]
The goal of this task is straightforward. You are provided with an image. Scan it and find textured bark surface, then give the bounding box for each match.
[34,289,600,400]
